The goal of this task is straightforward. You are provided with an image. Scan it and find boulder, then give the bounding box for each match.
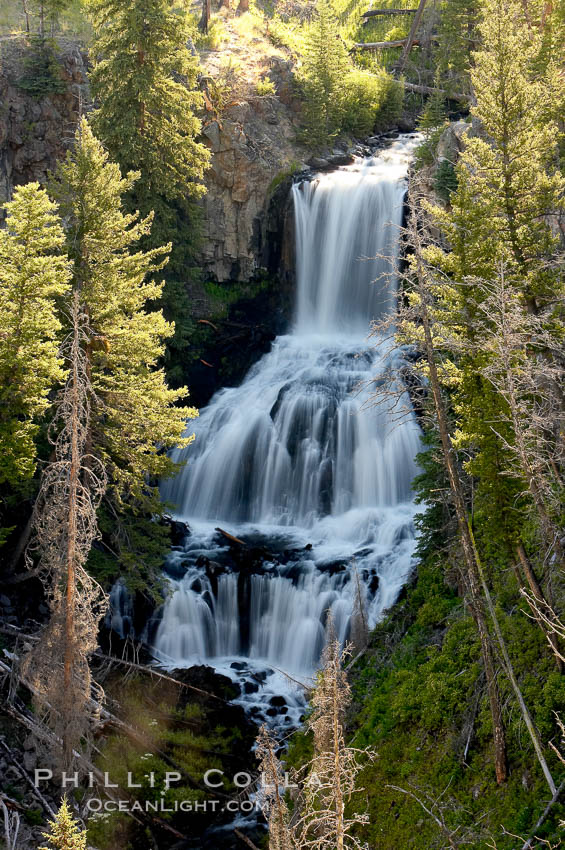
[436,120,471,164]
[171,665,241,701]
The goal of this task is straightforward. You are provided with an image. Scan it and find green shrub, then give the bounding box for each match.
[435,159,458,201]
[298,0,350,148]
[268,160,301,193]
[341,70,385,137]
[195,16,227,49]
[340,70,403,137]
[413,124,445,169]
[256,77,276,96]
[373,73,404,131]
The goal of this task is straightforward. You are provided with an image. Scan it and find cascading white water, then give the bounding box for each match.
[153,135,422,678]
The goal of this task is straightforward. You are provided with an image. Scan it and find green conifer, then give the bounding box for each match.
[87,0,210,206]
[300,0,350,147]
[437,0,480,91]
[49,119,197,514]
[87,0,210,385]
[0,183,71,486]
[423,0,564,548]
[39,798,87,850]
[418,73,446,132]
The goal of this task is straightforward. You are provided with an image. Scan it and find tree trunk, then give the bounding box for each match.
[402,80,468,101]
[237,0,249,13]
[6,513,34,576]
[199,0,211,32]
[516,543,563,672]
[353,38,422,49]
[62,309,81,768]
[395,0,427,72]
[362,8,418,16]
[22,0,30,33]
[413,242,508,785]
[136,48,146,133]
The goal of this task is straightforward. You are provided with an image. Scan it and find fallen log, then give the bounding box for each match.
[353,38,420,49]
[0,627,231,706]
[197,319,220,332]
[92,650,230,703]
[401,80,469,101]
[362,7,417,15]
[215,527,246,547]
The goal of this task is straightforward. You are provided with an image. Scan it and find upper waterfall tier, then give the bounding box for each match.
[294,137,420,335]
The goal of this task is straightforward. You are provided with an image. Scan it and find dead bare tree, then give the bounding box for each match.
[522,592,565,666]
[1,799,20,850]
[293,630,374,850]
[21,294,108,771]
[256,724,297,850]
[386,781,477,849]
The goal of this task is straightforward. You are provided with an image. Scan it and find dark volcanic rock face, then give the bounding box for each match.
[0,39,89,212]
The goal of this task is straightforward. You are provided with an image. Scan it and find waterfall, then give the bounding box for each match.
[153,135,422,677]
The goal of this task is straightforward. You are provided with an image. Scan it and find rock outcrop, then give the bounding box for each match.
[199,56,306,281]
[0,36,305,284]
[0,39,88,213]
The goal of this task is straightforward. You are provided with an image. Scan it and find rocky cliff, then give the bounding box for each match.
[198,25,307,282]
[0,32,305,285]
[0,38,88,213]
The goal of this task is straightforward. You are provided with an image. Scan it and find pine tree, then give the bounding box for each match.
[0,183,71,487]
[29,0,71,35]
[417,72,447,132]
[399,183,558,795]
[87,0,209,207]
[429,0,564,305]
[300,0,350,147]
[18,35,66,97]
[423,0,564,556]
[437,0,480,92]
[87,0,210,386]
[48,119,197,534]
[39,797,87,850]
